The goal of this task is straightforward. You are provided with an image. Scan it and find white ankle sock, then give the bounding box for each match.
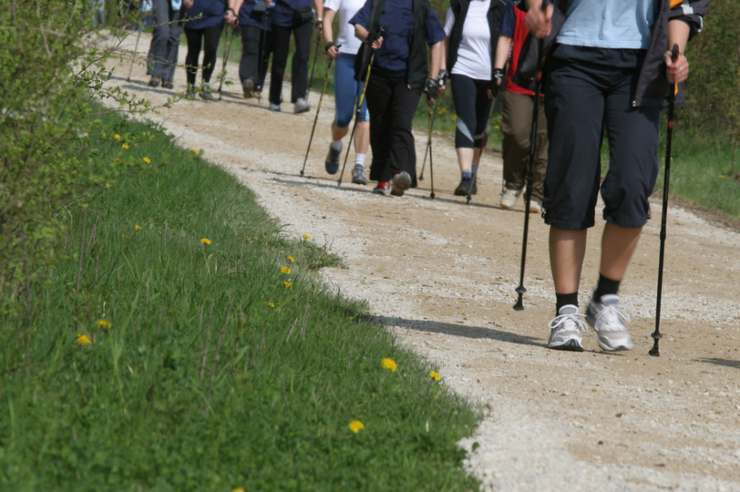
[355,153,366,166]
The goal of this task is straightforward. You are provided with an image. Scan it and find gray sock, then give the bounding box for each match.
[331,140,343,152]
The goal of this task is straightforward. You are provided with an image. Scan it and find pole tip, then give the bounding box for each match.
[430,192,436,199]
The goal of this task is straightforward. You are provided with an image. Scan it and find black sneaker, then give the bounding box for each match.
[148,77,161,87]
[390,171,412,197]
[242,78,255,98]
[162,80,174,89]
[454,177,474,196]
[325,143,341,174]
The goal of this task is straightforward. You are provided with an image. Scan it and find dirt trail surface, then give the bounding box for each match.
[111,34,739,491]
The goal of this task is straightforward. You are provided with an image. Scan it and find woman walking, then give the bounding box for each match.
[442,0,507,197]
[321,0,369,183]
[182,0,227,100]
[148,0,183,89]
[229,0,273,98]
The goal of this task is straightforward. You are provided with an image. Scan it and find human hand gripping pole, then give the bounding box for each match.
[650,44,680,357]
[418,69,449,186]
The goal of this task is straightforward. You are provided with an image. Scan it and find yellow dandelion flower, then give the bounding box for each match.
[133,223,142,232]
[279,265,291,275]
[302,233,311,241]
[348,420,365,434]
[200,237,212,246]
[430,370,442,382]
[282,280,293,289]
[143,156,152,165]
[287,255,296,263]
[266,301,277,309]
[232,488,245,492]
[113,133,122,141]
[191,148,201,156]
[96,319,112,331]
[121,143,130,150]
[76,334,92,347]
[381,357,398,373]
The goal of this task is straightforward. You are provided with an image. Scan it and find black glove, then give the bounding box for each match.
[491,67,505,97]
[425,77,441,99]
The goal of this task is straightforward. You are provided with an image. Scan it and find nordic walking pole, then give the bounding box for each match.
[513,39,544,311]
[217,26,236,100]
[307,31,322,92]
[126,24,143,81]
[650,44,680,357]
[426,102,438,199]
[300,53,337,177]
[419,130,430,181]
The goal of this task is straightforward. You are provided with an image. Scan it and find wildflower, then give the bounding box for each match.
[76,334,92,347]
[200,237,212,246]
[282,280,293,289]
[279,265,291,275]
[96,319,112,331]
[191,148,201,156]
[266,301,276,309]
[430,370,442,382]
[381,358,397,373]
[113,133,122,141]
[121,143,130,150]
[348,420,365,434]
[232,488,245,492]
[133,224,142,232]
[143,156,152,165]
[302,233,311,241]
[287,255,296,263]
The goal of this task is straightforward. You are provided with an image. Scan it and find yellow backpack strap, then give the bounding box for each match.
[670,0,684,8]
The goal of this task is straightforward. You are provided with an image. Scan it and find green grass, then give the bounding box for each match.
[0,109,479,490]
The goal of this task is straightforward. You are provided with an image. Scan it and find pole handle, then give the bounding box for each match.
[670,44,680,96]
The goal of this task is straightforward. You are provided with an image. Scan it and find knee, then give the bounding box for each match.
[602,173,657,228]
[474,131,488,149]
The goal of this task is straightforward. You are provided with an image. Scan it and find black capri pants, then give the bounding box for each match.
[451,74,493,149]
[544,52,661,230]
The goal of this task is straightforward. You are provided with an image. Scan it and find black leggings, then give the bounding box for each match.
[451,74,493,148]
[239,25,272,91]
[185,25,224,85]
[269,19,312,104]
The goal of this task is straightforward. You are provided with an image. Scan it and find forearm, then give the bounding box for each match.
[355,24,369,42]
[440,39,448,71]
[313,0,323,19]
[494,36,511,69]
[323,10,335,44]
[667,19,691,52]
[230,0,243,14]
[429,41,443,78]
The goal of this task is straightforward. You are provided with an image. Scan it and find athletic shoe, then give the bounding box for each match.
[162,80,174,89]
[294,98,311,114]
[186,83,197,100]
[372,181,390,195]
[528,198,542,214]
[500,187,522,209]
[453,177,474,196]
[352,164,368,185]
[199,82,216,101]
[471,175,478,195]
[148,77,161,87]
[586,294,634,351]
[548,305,587,351]
[390,171,412,197]
[269,103,281,112]
[242,78,255,98]
[325,142,341,175]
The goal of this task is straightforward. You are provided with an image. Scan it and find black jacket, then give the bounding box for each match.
[446,0,508,81]
[516,0,710,107]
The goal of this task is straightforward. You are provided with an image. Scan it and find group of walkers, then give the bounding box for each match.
[132,0,708,353]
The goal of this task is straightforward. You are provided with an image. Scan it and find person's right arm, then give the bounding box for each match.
[351,0,383,49]
[323,8,338,58]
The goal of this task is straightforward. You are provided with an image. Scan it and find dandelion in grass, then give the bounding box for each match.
[381,357,398,373]
[133,224,142,232]
[96,319,112,331]
[200,237,212,247]
[282,280,293,289]
[266,301,277,309]
[279,265,291,275]
[121,143,130,150]
[287,255,296,263]
[302,233,311,241]
[143,156,152,165]
[113,133,122,142]
[348,420,365,434]
[76,334,92,347]
[232,487,245,492]
[430,370,442,382]
[191,148,201,156]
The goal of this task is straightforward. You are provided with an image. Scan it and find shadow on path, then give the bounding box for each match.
[696,357,740,370]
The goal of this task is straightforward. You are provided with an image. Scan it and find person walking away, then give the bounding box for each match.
[442,0,507,197]
[322,0,370,183]
[268,0,324,113]
[522,0,708,351]
[230,0,274,98]
[182,0,227,100]
[496,0,546,213]
[350,0,445,196]
[149,0,183,89]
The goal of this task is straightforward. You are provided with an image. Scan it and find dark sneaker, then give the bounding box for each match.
[162,80,174,89]
[325,143,341,175]
[372,181,391,196]
[351,164,368,185]
[454,177,474,196]
[199,82,216,101]
[148,77,161,87]
[242,78,255,98]
[390,171,412,197]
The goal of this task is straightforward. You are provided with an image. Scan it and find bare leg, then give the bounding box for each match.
[456,148,474,174]
[354,121,370,155]
[550,227,588,294]
[599,223,642,281]
[331,123,349,142]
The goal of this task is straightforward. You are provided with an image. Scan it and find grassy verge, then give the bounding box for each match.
[0,108,479,490]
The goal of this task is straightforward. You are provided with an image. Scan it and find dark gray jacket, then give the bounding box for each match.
[516,0,710,107]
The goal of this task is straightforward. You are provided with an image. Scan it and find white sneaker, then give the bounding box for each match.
[548,305,587,351]
[500,187,522,209]
[586,294,634,351]
[294,97,310,114]
[528,198,542,214]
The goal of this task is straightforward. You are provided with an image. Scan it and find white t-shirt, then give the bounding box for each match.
[444,0,492,81]
[324,0,366,55]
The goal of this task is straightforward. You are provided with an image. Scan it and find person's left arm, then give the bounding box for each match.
[425,6,446,80]
[665,0,711,83]
[314,0,324,29]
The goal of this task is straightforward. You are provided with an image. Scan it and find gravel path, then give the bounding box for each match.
[110,34,740,491]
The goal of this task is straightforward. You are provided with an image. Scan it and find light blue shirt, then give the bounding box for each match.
[557,0,656,50]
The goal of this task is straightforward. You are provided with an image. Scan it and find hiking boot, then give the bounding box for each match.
[453,177,474,196]
[294,97,311,114]
[586,294,634,352]
[500,187,522,209]
[548,305,587,351]
[351,164,368,185]
[162,79,174,89]
[528,198,542,214]
[325,142,342,175]
[242,78,255,98]
[372,180,390,196]
[186,83,197,99]
[199,82,216,101]
[269,103,281,112]
[148,76,161,87]
[390,171,412,197]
